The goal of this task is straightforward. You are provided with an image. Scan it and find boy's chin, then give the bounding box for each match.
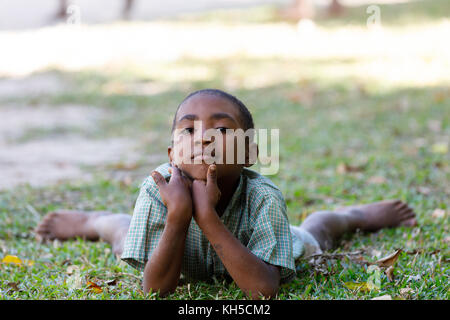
[179,163,210,181]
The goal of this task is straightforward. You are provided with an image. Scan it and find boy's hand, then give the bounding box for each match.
[192,165,221,228]
[152,166,193,226]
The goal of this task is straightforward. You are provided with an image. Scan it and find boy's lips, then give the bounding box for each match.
[192,154,215,162]
[191,150,216,162]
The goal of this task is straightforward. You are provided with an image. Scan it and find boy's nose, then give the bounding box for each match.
[194,135,212,147]
[193,127,213,146]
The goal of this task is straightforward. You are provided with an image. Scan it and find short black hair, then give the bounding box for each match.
[171,89,254,132]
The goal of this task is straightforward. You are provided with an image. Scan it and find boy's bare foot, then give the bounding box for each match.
[300,200,417,251]
[338,200,417,232]
[35,210,109,242]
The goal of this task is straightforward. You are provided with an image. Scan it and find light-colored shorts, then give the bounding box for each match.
[290,225,322,261]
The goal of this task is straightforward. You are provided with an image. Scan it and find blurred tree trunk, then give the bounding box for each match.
[123,0,135,20]
[56,0,135,19]
[283,0,345,20]
[56,0,67,19]
[328,0,344,16]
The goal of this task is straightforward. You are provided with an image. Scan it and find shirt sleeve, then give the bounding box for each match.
[246,189,296,283]
[120,175,168,272]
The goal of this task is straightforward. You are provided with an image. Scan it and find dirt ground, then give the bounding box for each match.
[0,85,141,189]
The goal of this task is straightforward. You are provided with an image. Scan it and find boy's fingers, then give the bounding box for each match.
[181,176,193,188]
[206,165,218,187]
[193,179,206,187]
[152,171,167,188]
[170,165,182,178]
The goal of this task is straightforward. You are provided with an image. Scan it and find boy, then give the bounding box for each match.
[36,89,417,299]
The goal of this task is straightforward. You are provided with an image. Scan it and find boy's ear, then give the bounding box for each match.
[168,146,174,166]
[244,142,258,168]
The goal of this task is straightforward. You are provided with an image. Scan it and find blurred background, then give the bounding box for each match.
[0,0,448,216]
[1,0,448,300]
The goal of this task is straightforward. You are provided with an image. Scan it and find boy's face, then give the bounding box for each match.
[169,94,253,182]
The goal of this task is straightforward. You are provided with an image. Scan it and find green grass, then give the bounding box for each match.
[1,1,449,299]
[171,0,450,28]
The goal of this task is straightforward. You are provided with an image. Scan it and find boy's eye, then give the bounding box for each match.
[216,127,228,134]
[181,128,194,135]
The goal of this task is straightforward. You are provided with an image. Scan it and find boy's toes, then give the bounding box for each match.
[398,205,417,227]
[35,225,53,242]
[399,217,417,227]
[394,200,408,210]
[35,230,53,242]
[399,206,414,217]
[35,212,59,241]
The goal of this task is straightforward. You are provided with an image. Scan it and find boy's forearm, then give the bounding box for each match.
[143,216,190,296]
[199,211,280,299]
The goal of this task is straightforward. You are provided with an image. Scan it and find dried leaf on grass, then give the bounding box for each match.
[286,89,315,106]
[400,287,414,296]
[431,142,448,154]
[417,186,431,195]
[308,251,361,269]
[106,279,118,286]
[367,176,387,185]
[2,255,22,265]
[87,280,103,294]
[66,271,82,290]
[110,162,139,171]
[433,92,446,103]
[404,248,441,255]
[307,249,407,294]
[1,255,34,266]
[307,249,403,269]
[385,266,395,282]
[374,249,402,268]
[61,259,72,266]
[344,266,381,292]
[344,282,371,292]
[304,250,369,275]
[7,282,20,292]
[431,209,446,219]
[66,265,80,275]
[337,162,366,174]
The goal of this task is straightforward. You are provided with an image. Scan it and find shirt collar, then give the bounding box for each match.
[219,173,244,221]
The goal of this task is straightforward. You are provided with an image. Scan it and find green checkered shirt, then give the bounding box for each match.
[121,163,296,283]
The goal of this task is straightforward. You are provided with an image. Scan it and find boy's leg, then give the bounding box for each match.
[298,200,417,251]
[35,210,131,256]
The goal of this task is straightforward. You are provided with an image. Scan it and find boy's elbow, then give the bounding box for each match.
[143,283,176,297]
[260,283,279,299]
[247,282,279,300]
[143,273,178,297]
[256,264,280,299]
